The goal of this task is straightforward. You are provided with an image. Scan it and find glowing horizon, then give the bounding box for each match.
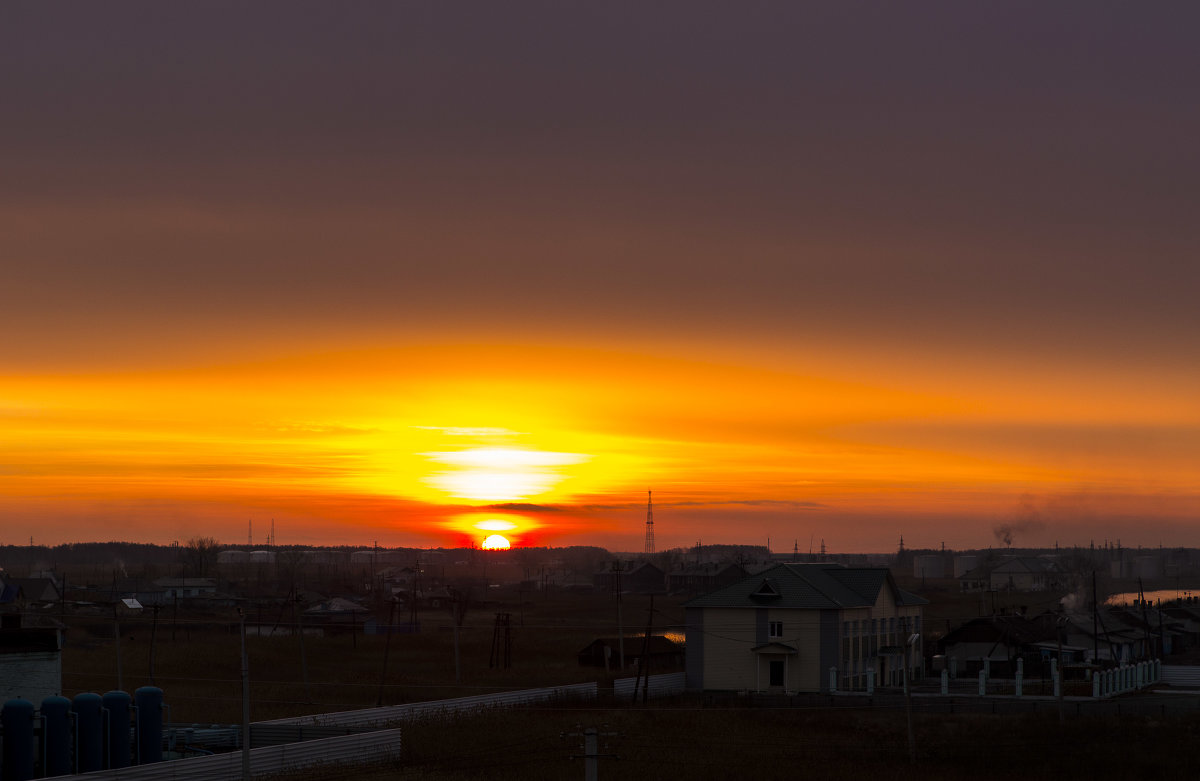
[2,342,1196,552]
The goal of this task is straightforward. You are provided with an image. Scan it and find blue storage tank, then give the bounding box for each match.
[72,692,105,773]
[134,686,164,764]
[40,696,73,777]
[2,698,36,781]
[102,690,133,769]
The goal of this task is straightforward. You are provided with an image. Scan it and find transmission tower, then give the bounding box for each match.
[644,491,655,554]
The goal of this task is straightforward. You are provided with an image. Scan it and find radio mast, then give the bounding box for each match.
[644,491,655,554]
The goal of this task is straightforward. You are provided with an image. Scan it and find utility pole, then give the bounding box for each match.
[632,595,658,704]
[905,632,918,764]
[490,613,512,669]
[296,591,312,703]
[377,597,397,707]
[612,561,625,670]
[1092,570,1099,665]
[240,609,251,781]
[113,604,123,692]
[452,589,464,685]
[149,605,159,686]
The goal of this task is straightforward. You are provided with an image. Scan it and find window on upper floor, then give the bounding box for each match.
[769,621,783,639]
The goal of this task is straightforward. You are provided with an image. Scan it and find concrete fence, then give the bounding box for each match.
[1094,659,1161,698]
[613,672,687,700]
[827,659,1163,699]
[1161,665,1200,688]
[259,681,599,730]
[75,728,403,781]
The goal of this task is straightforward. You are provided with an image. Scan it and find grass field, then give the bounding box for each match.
[258,699,1200,780]
[60,589,682,724]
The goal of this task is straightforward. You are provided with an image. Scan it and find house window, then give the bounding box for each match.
[768,621,783,639]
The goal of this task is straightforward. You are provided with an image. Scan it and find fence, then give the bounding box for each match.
[1161,665,1200,688]
[74,728,402,781]
[258,681,599,730]
[613,672,687,700]
[1093,660,1161,697]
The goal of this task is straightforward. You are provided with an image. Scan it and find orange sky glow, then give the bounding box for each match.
[3,342,1196,551]
[2,4,1198,552]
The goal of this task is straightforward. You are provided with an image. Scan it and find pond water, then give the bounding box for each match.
[1105,588,1200,606]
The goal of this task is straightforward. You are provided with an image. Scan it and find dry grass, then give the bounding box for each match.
[60,590,682,724]
[260,701,1200,781]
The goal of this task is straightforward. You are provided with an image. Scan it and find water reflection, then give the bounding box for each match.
[1105,588,1197,606]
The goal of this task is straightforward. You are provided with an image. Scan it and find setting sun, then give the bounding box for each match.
[481,534,511,550]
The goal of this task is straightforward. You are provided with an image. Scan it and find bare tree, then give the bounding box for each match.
[182,536,220,577]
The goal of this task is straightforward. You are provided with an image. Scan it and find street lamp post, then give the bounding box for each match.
[905,632,920,764]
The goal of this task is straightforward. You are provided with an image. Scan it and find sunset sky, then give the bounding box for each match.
[3,3,1198,552]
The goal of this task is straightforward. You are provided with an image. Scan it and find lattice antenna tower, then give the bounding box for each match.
[644,490,655,554]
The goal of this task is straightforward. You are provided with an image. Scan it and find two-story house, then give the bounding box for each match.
[685,563,927,694]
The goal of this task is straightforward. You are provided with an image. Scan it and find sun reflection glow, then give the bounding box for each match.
[475,519,517,531]
[422,447,587,501]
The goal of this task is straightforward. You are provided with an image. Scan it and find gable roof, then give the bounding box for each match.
[992,557,1061,574]
[683,563,928,610]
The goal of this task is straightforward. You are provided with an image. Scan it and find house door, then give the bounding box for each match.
[769,660,785,688]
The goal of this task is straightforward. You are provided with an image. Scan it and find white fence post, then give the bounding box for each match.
[978,670,986,696]
[829,667,837,693]
[940,669,948,695]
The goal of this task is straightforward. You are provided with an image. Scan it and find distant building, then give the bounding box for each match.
[593,561,666,595]
[0,614,64,704]
[685,563,927,694]
[7,577,61,603]
[938,615,1060,677]
[153,577,218,599]
[989,558,1064,592]
[667,563,748,595]
[912,555,946,580]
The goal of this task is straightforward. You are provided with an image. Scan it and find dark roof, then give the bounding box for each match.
[579,636,682,655]
[683,563,928,610]
[941,615,1049,647]
[0,626,63,653]
[992,557,1061,574]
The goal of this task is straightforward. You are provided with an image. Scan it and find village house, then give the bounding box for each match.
[577,635,684,671]
[989,557,1064,592]
[937,614,1071,677]
[684,563,927,694]
[667,563,747,595]
[0,614,65,704]
[593,561,666,595]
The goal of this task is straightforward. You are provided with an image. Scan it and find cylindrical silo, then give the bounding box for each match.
[134,686,164,764]
[40,695,73,777]
[102,690,133,768]
[953,555,980,579]
[2,698,36,781]
[72,692,105,773]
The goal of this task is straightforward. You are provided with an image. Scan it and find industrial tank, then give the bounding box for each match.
[72,692,105,772]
